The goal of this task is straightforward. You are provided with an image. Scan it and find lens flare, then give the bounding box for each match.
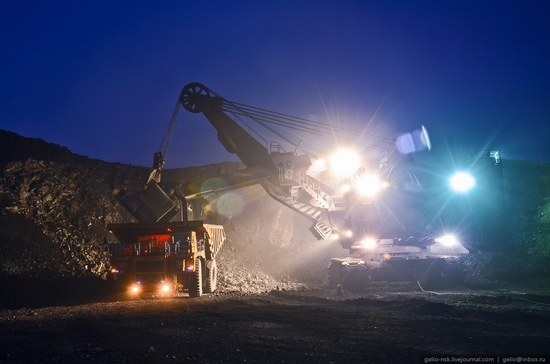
[215,192,244,218]
[396,125,431,154]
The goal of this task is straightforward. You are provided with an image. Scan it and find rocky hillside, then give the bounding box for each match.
[0,130,244,279]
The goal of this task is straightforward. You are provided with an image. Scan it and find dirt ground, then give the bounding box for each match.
[1,281,550,364]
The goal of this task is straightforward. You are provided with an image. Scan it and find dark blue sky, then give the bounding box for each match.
[1,1,549,168]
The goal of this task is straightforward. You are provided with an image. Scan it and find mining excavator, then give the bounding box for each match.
[113,82,509,291]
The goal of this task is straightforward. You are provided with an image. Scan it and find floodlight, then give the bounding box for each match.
[356,174,383,196]
[359,238,377,250]
[329,149,360,177]
[450,172,475,192]
[435,235,458,247]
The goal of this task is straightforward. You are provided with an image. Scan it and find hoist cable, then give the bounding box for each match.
[202,86,395,153]
[222,102,392,150]
[224,101,395,144]
[158,100,181,159]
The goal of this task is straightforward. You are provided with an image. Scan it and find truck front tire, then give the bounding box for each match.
[189,258,203,298]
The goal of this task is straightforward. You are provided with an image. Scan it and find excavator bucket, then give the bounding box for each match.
[117,181,180,223]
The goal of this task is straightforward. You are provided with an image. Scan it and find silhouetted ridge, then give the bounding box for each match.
[0,129,78,166]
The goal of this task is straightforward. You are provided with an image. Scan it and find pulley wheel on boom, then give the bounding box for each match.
[180,83,213,114]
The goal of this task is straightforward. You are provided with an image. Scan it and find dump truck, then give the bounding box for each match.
[108,221,225,297]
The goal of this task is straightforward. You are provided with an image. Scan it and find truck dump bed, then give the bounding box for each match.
[110,220,219,246]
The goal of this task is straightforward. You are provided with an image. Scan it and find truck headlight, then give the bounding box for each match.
[160,283,171,294]
[130,283,141,294]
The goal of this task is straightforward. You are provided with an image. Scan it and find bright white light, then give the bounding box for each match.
[310,158,327,172]
[356,174,383,196]
[130,284,140,294]
[435,235,458,247]
[360,238,377,250]
[329,149,360,177]
[340,183,351,194]
[345,230,353,237]
[161,284,170,293]
[450,172,475,192]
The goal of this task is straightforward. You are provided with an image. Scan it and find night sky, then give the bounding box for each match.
[1,1,549,169]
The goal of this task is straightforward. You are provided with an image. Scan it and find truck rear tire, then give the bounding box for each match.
[189,258,203,298]
[204,259,217,293]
